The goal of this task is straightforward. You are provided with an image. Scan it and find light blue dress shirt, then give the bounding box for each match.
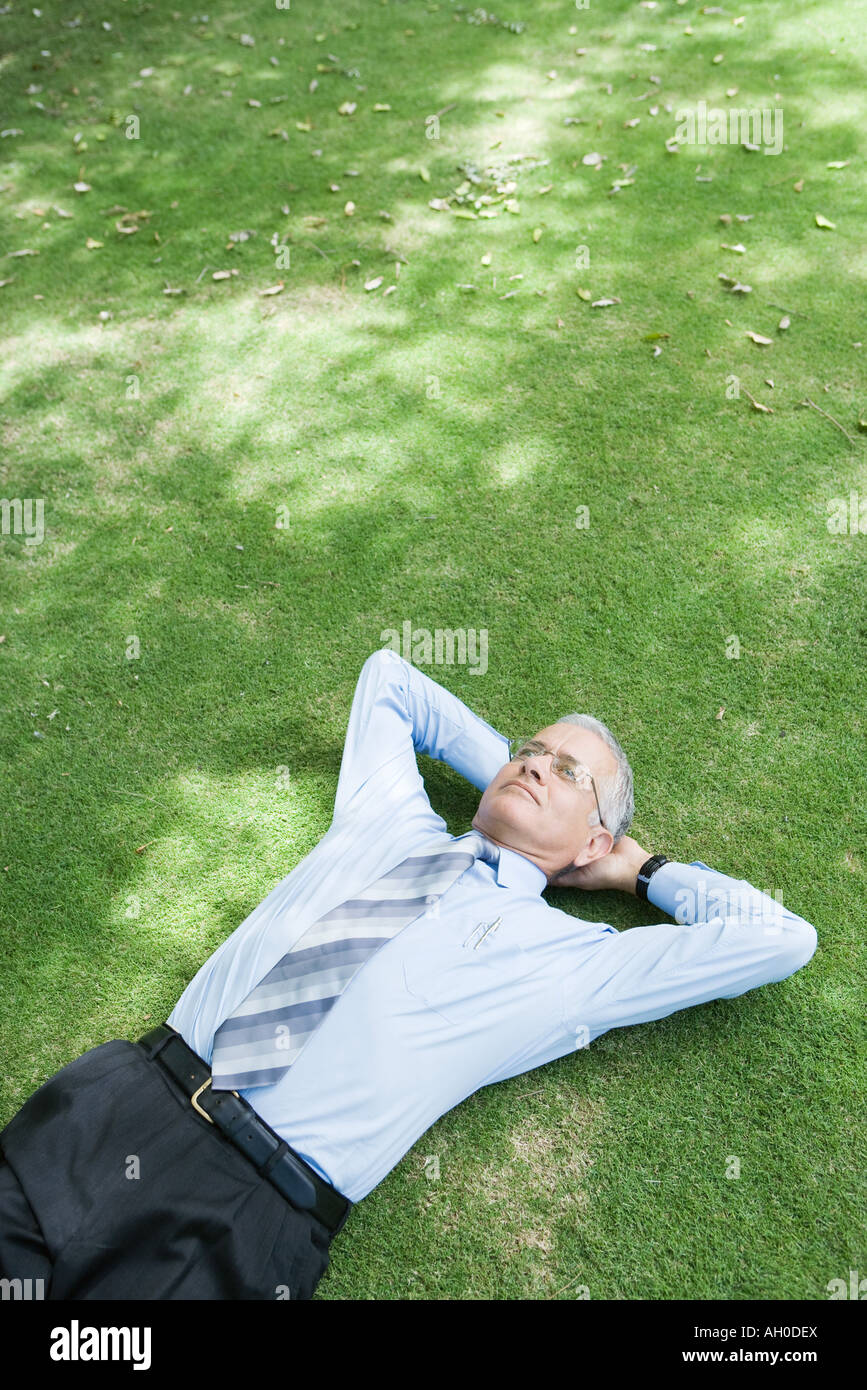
[168,649,818,1204]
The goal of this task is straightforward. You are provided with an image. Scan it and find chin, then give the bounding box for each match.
[476,787,533,838]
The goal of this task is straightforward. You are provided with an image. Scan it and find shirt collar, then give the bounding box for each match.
[451,829,550,896]
[491,842,549,896]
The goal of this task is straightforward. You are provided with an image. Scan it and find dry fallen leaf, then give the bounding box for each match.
[260,282,284,296]
[716,707,725,720]
[721,242,747,253]
[576,287,591,300]
[793,178,804,192]
[212,269,238,280]
[73,180,91,193]
[746,331,773,345]
[364,276,383,291]
[591,296,621,307]
[718,273,751,292]
[815,213,836,229]
[85,236,103,249]
[778,315,790,329]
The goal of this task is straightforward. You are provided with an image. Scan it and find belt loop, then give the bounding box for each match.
[261,1140,290,1176]
[139,1024,178,1062]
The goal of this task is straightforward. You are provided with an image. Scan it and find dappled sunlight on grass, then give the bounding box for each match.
[100,764,317,938]
[489,437,546,486]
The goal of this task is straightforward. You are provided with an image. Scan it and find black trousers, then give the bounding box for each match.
[0,1037,335,1300]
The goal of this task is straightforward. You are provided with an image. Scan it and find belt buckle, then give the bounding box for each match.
[190,1076,238,1123]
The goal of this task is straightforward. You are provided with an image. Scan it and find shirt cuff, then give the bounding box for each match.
[645,860,717,922]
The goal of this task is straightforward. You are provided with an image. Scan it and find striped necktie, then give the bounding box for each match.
[210,829,500,1092]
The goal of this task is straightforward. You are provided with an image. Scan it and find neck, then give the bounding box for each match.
[471,821,566,883]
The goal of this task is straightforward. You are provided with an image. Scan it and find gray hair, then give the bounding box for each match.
[554,713,634,843]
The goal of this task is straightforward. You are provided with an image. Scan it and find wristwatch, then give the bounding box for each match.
[636,854,669,901]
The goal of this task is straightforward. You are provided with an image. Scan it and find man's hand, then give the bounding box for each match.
[552,835,651,895]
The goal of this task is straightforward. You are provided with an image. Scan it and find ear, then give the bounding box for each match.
[572,826,615,866]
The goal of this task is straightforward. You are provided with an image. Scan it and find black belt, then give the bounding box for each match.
[137,1023,351,1237]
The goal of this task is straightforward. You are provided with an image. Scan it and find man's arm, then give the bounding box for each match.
[332,648,510,821]
[562,848,818,1032]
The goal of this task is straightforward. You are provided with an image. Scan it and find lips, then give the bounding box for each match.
[506,780,539,805]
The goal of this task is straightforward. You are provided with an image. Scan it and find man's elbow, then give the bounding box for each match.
[775,916,818,977]
[363,645,409,682]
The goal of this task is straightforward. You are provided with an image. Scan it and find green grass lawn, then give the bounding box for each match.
[1,0,864,1300]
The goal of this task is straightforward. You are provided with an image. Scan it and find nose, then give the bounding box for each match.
[523,751,551,784]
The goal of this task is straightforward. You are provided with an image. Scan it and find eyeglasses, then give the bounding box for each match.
[507,738,605,829]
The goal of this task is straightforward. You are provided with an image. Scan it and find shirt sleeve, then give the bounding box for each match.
[332,648,511,821]
[562,859,818,1034]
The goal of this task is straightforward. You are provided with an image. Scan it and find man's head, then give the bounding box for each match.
[471,714,634,885]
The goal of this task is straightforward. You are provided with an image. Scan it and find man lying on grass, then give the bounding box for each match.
[0,647,817,1299]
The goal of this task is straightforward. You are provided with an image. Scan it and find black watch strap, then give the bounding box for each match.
[636,854,669,900]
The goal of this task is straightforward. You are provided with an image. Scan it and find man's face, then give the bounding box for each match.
[472,723,616,881]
